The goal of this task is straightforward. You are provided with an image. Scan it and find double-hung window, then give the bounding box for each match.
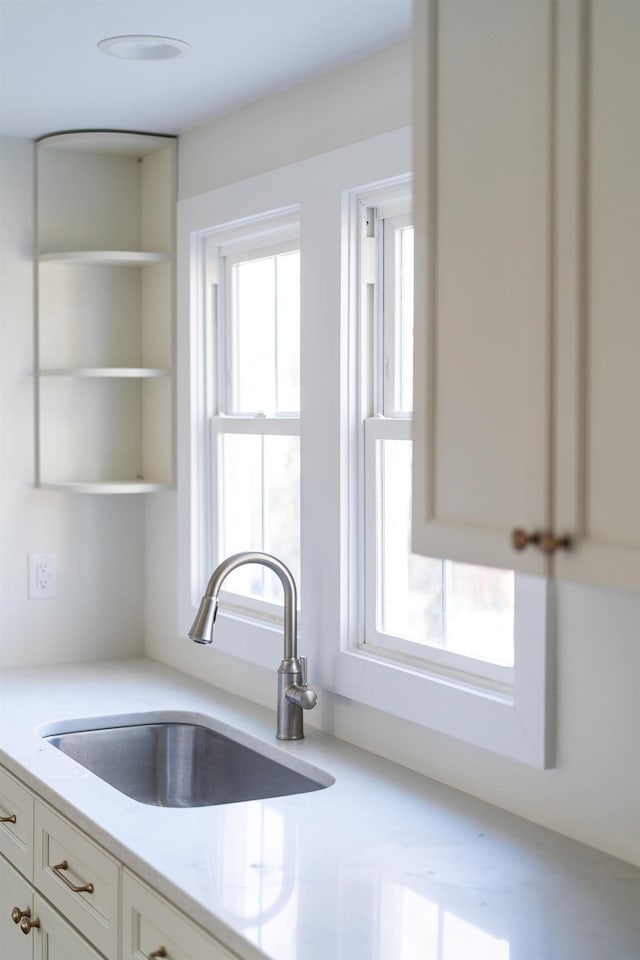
[198,211,301,616]
[359,187,515,682]
[337,177,550,767]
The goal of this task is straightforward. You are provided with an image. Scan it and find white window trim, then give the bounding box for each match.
[177,128,554,767]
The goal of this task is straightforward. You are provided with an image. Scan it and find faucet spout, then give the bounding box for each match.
[190,551,297,658]
[188,552,316,740]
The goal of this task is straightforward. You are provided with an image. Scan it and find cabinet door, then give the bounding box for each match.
[0,856,32,960]
[412,0,554,574]
[122,870,240,960]
[32,894,103,960]
[554,0,640,591]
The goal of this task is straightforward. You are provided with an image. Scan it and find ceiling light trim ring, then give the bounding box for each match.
[98,35,191,61]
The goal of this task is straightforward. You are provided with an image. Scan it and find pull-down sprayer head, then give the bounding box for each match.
[188,593,219,644]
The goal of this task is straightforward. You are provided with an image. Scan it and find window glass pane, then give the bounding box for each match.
[219,433,300,604]
[275,250,301,412]
[378,438,514,666]
[394,226,414,413]
[229,250,300,414]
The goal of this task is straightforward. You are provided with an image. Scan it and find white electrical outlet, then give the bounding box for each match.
[28,553,58,599]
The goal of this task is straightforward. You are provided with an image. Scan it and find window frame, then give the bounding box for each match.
[338,179,553,768]
[183,206,302,641]
[359,192,515,686]
[212,236,301,615]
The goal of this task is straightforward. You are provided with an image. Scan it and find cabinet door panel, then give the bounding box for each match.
[555,0,640,590]
[0,856,32,960]
[33,894,103,960]
[412,0,553,573]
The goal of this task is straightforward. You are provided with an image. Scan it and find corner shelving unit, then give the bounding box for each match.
[35,130,177,493]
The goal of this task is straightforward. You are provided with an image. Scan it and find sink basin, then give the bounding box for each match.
[43,719,333,808]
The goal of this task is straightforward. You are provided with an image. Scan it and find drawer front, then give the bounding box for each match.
[34,800,119,959]
[0,767,34,880]
[122,870,240,960]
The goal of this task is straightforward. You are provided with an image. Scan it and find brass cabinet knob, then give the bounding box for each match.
[19,915,40,935]
[511,528,540,551]
[538,532,572,555]
[512,528,572,555]
[11,906,29,924]
[148,949,167,959]
[0,813,17,823]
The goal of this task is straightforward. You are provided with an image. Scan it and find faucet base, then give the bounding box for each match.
[277,661,305,740]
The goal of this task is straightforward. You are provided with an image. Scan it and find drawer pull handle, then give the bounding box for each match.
[148,950,167,959]
[19,915,40,935]
[0,813,17,823]
[11,906,30,924]
[52,860,95,894]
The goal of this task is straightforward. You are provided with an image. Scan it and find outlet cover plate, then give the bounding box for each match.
[28,553,58,598]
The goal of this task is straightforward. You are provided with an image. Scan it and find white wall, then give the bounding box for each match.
[178,41,411,200]
[0,138,145,667]
[146,40,640,868]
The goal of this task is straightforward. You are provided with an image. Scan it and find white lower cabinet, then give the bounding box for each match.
[1,855,103,960]
[122,870,239,960]
[1,764,244,960]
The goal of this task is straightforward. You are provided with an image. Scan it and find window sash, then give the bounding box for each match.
[381,212,414,417]
[220,240,300,417]
[363,417,514,686]
[211,415,300,437]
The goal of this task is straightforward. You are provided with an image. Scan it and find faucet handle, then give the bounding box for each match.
[299,655,308,687]
[284,656,318,713]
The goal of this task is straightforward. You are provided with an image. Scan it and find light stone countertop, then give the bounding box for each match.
[1,657,639,960]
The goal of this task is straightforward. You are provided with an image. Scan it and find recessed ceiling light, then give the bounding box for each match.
[98,35,191,61]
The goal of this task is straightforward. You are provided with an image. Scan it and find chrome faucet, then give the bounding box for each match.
[188,552,317,740]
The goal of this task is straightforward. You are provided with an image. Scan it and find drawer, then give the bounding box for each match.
[34,800,119,959]
[122,869,240,960]
[0,767,34,881]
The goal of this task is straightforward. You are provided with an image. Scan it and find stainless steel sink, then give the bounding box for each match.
[44,720,333,807]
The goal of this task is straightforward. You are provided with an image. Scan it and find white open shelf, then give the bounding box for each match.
[39,368,171,378]
[39,250,170,266]
[39,481,171,494]
[35,130,177,493]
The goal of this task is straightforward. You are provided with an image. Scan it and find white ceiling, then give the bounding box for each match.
[0,0,412,140]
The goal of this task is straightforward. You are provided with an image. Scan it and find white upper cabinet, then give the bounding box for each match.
[412,0,640,592]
